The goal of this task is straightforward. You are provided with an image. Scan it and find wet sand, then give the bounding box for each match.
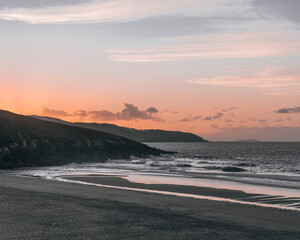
[0,173,299,240]
[62,175,300,210]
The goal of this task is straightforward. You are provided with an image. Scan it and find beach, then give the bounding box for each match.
[2,0,300,238]
[0,173,299,240]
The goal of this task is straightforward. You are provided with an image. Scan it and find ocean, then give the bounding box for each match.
[12,142,300,211]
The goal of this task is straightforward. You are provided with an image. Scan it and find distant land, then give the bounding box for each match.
[238,139,260,142]
[0,110,166,169]
[31,116,208,142]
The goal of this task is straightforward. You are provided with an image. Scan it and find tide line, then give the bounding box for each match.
[55,177,300,212]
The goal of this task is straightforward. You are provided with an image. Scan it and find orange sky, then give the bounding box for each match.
[1,0,300,141]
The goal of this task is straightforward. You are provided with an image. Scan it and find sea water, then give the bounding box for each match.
[11,142,300,210]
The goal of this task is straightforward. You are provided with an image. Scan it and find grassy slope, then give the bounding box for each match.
[0,110,165,169]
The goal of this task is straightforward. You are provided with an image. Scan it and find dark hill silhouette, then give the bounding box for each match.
[0,110,166,169]
[31,116,207,142]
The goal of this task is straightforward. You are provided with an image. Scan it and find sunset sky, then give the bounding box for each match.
[1,0,300,141]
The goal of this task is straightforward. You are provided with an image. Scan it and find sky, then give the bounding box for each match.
[1,0,300,141]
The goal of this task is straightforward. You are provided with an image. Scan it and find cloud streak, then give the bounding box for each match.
[109,32,300,62]
[89,104,161,121]
[204,112,223,121]
[180,115,201,122]
[43,104,162,121]
[0,0,252,24]
[0,0,92,9]
[0,0,178,24]
[43,108,71,117]
[187,67,300,95]
[253,0,300,25]
[274,107,300,114]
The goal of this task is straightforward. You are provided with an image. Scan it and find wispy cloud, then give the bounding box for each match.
[204,112,223,121]
[221,106,237,112]
[0,0,92,9]
[187,67,300,95]
[257,119,268,125]
[42,103,162,121]
[180,115,201,122]
[89,104,161,121]
[274,107,300,114]
[43,108,71,117]
[0,0,177,24]
[253,0,300,25]
[109,32,300,62]
[0,0,252,24]
[258,119,268,123]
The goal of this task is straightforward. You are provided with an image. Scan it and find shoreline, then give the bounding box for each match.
[10,156,300,191]
[9,167,300,210]
[61,174,300,211]
[0,173,300,239]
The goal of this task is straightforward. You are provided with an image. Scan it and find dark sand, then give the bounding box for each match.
[0,173,299,240]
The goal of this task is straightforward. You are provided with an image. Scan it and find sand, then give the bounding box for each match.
[0,173,299,240]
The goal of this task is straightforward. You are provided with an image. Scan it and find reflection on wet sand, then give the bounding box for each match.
[59,174,300,212]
